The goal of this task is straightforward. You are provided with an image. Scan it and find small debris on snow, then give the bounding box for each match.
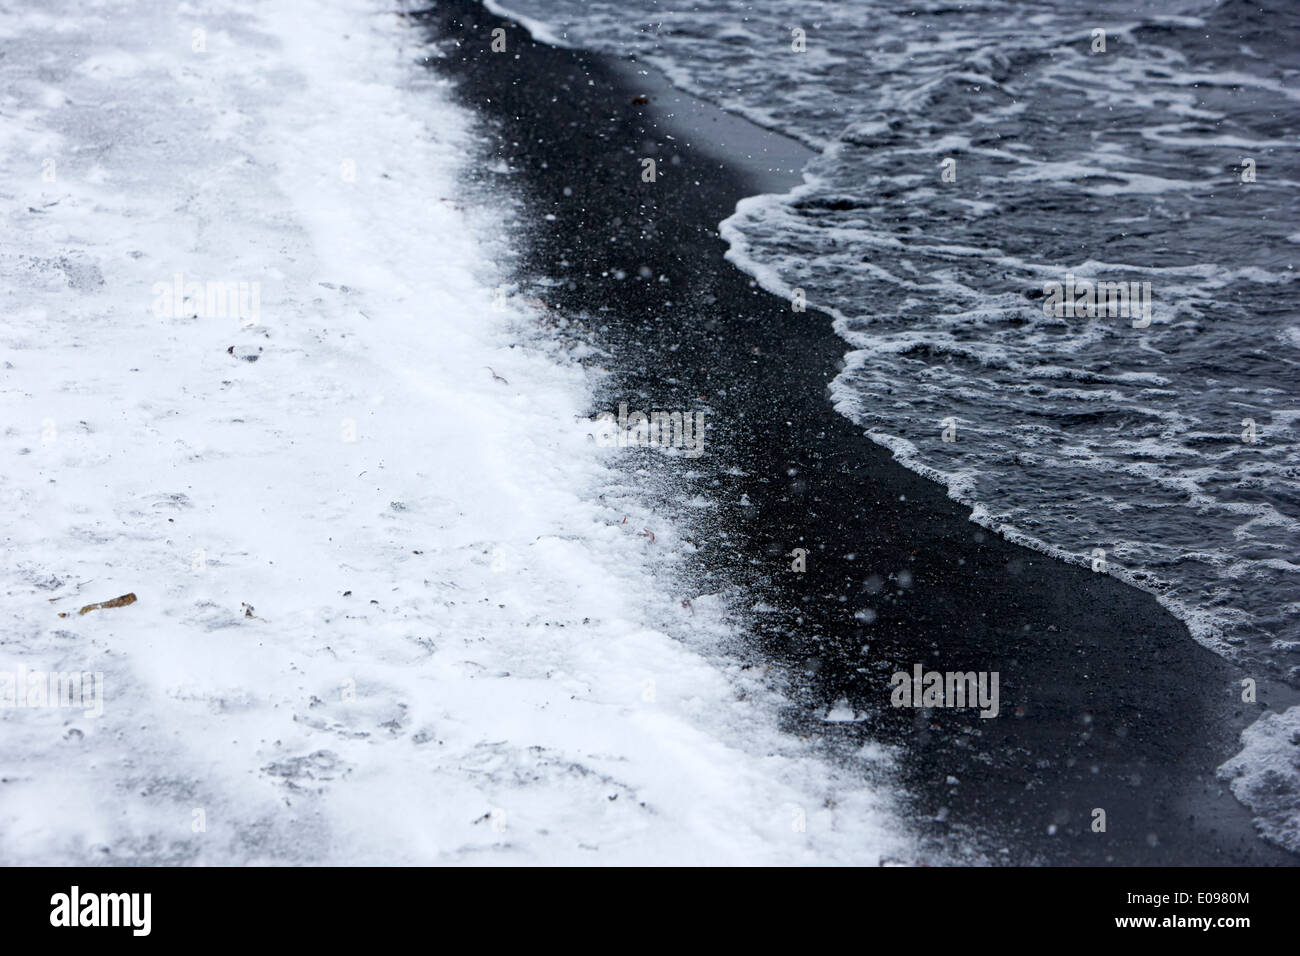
[58,592,137,618]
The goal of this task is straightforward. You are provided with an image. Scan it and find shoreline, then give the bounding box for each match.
[420,0,1297,865]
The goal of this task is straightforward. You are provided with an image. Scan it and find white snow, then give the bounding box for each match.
[824,699,864,723]
[0,0,909,864]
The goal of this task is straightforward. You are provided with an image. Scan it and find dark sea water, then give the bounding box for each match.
[484,0,1300,851]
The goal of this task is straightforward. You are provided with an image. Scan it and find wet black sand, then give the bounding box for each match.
[415,0,1297,866]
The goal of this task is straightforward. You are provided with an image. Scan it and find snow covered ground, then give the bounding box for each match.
[0,0,909,864]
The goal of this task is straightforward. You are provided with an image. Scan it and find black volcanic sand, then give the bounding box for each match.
[415,1,1297,866]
